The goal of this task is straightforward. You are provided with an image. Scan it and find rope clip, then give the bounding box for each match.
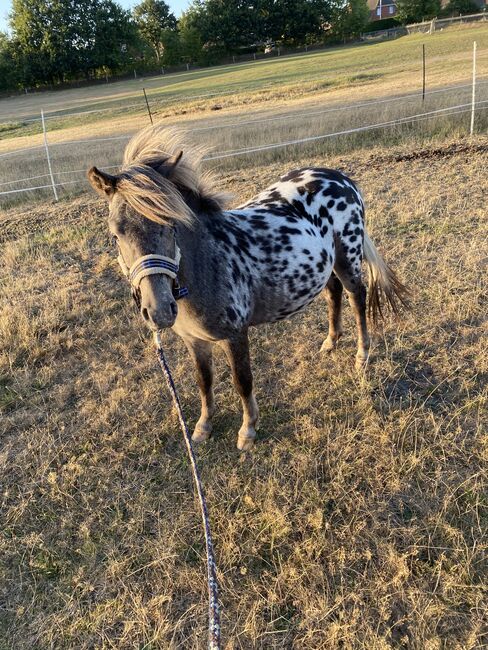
[153,330,163,349]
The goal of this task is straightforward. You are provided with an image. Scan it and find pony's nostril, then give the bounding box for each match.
[170,302,177,317]
[142,307,150,321]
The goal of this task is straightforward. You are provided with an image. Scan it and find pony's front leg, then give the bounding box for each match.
[220,331,259,451]
[183,337,215,443]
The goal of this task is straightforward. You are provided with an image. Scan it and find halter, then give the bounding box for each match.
[116,238,189,301]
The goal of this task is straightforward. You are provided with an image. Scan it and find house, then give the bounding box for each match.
[368,0,486,20]
[441,0,487,7]
[367,0,398,20]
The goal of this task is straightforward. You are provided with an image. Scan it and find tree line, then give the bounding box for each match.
[0,0,481,92]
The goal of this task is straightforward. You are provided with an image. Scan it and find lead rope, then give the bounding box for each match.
[153,331,221,650]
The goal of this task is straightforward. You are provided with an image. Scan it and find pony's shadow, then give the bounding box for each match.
[204,310,487,450]
[380,313,485,406]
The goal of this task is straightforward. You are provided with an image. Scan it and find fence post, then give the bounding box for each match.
[253,53,256,60]
[41,109,58,202]
[186,63,189,71]
[422,44,426,102]
[143,87,153,124]
[470,41,477,135]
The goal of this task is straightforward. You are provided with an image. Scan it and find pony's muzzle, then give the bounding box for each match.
[134,271,179,330]
[141,300,177,330]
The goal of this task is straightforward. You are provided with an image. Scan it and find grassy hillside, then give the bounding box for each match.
[1,136,486,648]
[0,23,486,142]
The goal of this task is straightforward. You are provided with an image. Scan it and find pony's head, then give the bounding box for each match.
[88,126,228,331]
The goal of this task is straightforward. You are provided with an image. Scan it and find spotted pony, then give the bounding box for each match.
[88,126,408,450]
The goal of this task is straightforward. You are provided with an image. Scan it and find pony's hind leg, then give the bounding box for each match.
[334,242,370,371]
[184,337,215,442]
[321,272,343,353]
[219,330,259,451]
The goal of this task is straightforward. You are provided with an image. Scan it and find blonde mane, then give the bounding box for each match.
[115,125,230,226]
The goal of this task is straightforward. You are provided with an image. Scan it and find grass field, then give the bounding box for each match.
[1,22,487,143]
[0,133,487,648]
[0,20,487,648]
[0,23,487,210]
[3,82,488,209]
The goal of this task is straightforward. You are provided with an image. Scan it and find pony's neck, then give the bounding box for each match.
[173,192,226,290]
[178,185,225,217]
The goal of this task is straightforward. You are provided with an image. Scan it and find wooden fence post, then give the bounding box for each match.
[143,88,153,124]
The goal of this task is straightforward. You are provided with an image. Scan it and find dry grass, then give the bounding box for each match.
[1,22,487,152]
[0,136,487,649]
[1,22,487,210]
[1,79,487,210]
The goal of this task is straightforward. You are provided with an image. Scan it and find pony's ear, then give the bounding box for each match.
[164,151,183,178]
[172,150,184,168]
[87,166,117,198]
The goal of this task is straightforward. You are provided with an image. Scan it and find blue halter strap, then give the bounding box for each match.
[118,244,189,301]
[129,256,179,284]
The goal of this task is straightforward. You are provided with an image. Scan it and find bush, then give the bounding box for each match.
[363,17,401,31]
[439,0,480,16]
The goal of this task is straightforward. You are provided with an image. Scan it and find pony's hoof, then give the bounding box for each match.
[320,334,342,353]
[192,423,212,444]
[237,432,255,451]
[355,355,369,372]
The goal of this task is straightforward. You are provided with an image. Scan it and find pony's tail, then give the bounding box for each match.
[363,230,410,328]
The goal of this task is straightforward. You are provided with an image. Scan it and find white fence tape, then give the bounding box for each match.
[1,100,486,198]
[1,77,486,161]
[0,134,131,159]
[49,134,131,148]
[0,164,120,187]
[0,144,45,159]
[0,179,80,195]
[25,102,146,123]
[193,79,488,134]
[4,73,487,127]
[203,101,487,159]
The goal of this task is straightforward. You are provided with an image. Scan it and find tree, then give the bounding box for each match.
[178,12,204,63]
[0,33,21,91]
[396,0,441,23]
[182,0,337,53]
[10,0,66,83]
[133,0,177,62]
[263,0,337,44]
[9,0,137,85]
[88,1,139,73]
[182,0,262,53]
[439,0,479,15]
[333,0,370,40]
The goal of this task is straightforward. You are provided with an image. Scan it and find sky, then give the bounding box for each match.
[0,0,191,34]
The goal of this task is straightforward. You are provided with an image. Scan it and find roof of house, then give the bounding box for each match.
[367,0,396,8]
[367,0,396,11]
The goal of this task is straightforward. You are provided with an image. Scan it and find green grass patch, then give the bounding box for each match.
[1,23,487,138]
